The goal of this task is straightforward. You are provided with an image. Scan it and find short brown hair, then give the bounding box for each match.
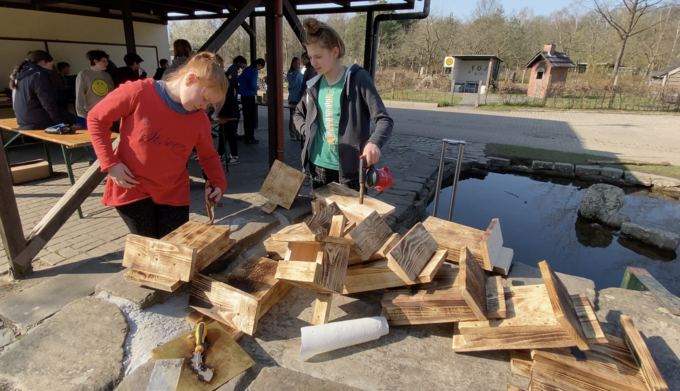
[173,39,192,58]
[302,18,345,58]
[165,52,228,103]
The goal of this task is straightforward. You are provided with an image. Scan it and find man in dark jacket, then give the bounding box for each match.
[116,53,147,87]
[13,62,77,130]
[153,59,168,80]
[218,55,247,164]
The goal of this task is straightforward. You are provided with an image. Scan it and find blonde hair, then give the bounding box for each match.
[302,18,345,58]
[165,52,228,100]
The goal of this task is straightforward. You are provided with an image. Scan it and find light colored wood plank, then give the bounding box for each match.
[189,273,260,335]
[122,234,196,282]
[453,324,575,352]
[572,294,607,344]
[528,359,598,391]
[259,159,306,209]
[342,221,356,237]
[382,306,477,325]
[459,246,487,321]
[304,202,343,235]
[422,216,487,267]
[220,255,293,307]
[329,215,346,237]
[0,118,118,148]
[270,233,354,246]
[124,269,182,292]
[413,248,447,284]
[261,200,277,214]
[311,182,395,219]
[493,247,514,275]
[486,275,506,319]
[621,314,669,391]
[160,222,232,272]
[387,222,439,283]
[311,199,323,215]
[510,350,532,378]
[507,386,524,391]
[481,218,504,272]
[348,211,393,261]
[539,261,590,351]
[336,202,383,225]
[312,293,333,325]
[264,223,313,259]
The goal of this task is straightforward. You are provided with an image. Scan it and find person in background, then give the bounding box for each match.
[53,62,71,109]
[153,59,169,80]
[218,55,247,165]
[163,39,193,79]
[87,52,228,239]
[116,53,147,87]
[10,50,78,130]
[76,50,114,119]
[299,52,317,99]
[286,57,303,141]
[293,18,393,191]
[237,58,265,145]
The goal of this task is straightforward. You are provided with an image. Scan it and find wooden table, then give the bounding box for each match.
[0,118,118,218]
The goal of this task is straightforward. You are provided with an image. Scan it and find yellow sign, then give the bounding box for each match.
[444,57,454,68]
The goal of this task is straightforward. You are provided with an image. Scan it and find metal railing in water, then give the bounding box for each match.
[432,139,466,221]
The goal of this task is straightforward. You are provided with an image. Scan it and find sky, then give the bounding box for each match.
[425,0,568,19]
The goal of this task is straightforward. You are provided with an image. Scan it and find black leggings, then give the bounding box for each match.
[116,198,190,239]
[241,95,257,141]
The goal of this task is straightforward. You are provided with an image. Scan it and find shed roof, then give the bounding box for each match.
[650,61,680,79]
[452,55,503,62]
[525,50,575,69]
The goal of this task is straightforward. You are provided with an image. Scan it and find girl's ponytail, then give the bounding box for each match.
[9,50,53,90]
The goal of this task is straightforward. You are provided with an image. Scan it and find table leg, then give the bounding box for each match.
[61,145,83,218]
[43,141,53,176]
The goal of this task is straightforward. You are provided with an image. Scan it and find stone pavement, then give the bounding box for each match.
[388,104,680,165]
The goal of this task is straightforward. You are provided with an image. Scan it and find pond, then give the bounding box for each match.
[427,172,680,294]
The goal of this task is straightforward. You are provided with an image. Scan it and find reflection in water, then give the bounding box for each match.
[428,172,680,294]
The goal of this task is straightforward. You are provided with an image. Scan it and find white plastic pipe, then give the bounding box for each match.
[299,316,389,361]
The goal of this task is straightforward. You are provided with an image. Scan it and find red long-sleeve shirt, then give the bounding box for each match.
[88,78,227,207]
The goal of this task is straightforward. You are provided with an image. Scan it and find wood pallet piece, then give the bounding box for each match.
[311,199,323,215]
[161,221,234,272]
[381,258,505,326]
[348,232,400,266]
[507,386,524,391]
[310,182,396,221]
[621,314,668,391]
[347,210,393,261]
[509,350,533,378]
[453,290,606,352]
[122,234,197,292]
[303,202,343,235]
[386,222,439,283]
[343,248,447,294]
[259,159,306,213]
[264,223,313,260]
[275,216,351,294]
[422,216,514,275]
[621,267,680,316]
[185,310,245,341]
[311,215,348,325]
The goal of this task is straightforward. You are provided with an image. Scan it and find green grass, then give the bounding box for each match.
[479,99,680,113]
[485,143,680,179]
[380,89,462,106]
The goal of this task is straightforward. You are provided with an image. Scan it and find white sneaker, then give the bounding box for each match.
[228,157,240,165]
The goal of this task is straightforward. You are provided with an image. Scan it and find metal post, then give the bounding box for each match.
[61,146,83,218]
[447,142,465,221]
[449,78,455,106]
[431,139,448,216]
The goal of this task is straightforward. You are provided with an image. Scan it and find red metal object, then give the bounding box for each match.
[360,155,393,192]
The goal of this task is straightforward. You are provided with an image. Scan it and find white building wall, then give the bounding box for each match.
[452,60,491,85]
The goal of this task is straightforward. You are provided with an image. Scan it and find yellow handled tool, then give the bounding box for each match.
[191,322,214,382]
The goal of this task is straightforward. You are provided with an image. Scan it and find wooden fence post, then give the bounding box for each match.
[449,78,456,106]
[475,81,482,107]
[391,72,396,100]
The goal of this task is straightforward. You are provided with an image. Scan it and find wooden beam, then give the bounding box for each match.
[12,138,120,270]
[621,314,669,391]
[282,0,304,46]
[199,0,259,52]
[312,292,333,325]
[249,13,257,63]
[0,141,30,278]
[387,222,439,283]
[121,0,137,54]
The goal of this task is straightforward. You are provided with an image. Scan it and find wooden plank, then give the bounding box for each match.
[311,182,395,219]
[480,218,504,272]
[414,248,447,284]
[12,137,121,270]
[261,200,278,214]
[530,334,649,391]
[270,233,354,246]
[304,202,343,235]
[0,140,29,278]
[459,246,487,321]
[189,273,260,335]
[621,267,680,316]
[510,350,532,378]
[264,223,313,259]
[529,358,602,391]
[494,247,514,276]
[422,216,487,267]
[342,221,356,237]
[348,211,393,261]
[311,199,323,215]
[259,159,306,210]
[572,294,607,344]
[336,202,383,225]
[539,261,590,351]
[507,386,524,391]
[124,269,183,292]
[348,232,399,266]
[621,314,669,391]
[316,215,350,293]
[329,215,346,237]
[161,221,233,272]
[122,234,197,282]
[312,293,333,325]
[0,118,118,149]
[387,222,439,283]
[486,275,506,319]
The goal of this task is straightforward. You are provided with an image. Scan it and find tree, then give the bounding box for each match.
[592,0,671,85]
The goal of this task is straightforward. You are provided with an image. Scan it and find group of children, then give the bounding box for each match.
[7,18,393,241]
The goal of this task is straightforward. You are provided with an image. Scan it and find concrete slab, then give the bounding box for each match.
[488,156,511,167]
[506,262,597,305]
[0,257,122,331]
[575,165,601,176]
[600,167,623,179]
[531,160,555,171]
[114,358,154,391]
[237,287,529,391]
[246,367,362,391]
[0,328,14,348]
[219,207,281,250]
[0,297,127,391]
[596,287,680,389]
[95,269,182,310]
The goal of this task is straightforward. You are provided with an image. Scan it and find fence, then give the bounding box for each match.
[374,72,453,103]
[497,80,680,112]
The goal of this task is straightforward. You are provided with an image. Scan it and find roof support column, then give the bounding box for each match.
[122,0,136,54]
[266,0,284,166]
[249,13,257,63]
[363,11,374,72]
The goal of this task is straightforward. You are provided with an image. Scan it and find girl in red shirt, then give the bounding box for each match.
[88,52,228,239]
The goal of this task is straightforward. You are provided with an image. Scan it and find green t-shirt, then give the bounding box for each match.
[310,70,346,170]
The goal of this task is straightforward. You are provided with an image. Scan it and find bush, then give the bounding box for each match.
[438,100,450,107]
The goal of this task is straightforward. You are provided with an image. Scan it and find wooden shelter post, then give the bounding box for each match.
[266,0,285,166]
